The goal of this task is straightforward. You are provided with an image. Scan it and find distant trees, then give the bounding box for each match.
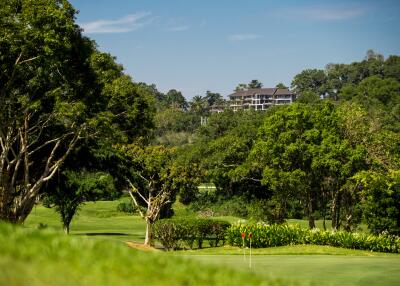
[275,83,288,89]
[235,79,263,91]
[164,89,188,110]
[291,69,328,96]
[291,50,400,101]
[235,102,367,229]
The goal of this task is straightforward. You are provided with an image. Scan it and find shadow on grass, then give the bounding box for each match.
[75,232,131,236]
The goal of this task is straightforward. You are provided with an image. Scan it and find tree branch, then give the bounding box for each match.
[128,189,145,219]
[127,179,149,204]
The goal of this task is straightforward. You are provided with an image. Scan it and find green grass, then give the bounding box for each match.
[0,222,284,286]
[17,200,400,286]
[175,244,399,256]
[25,200,146,242]
[180,254,400,286]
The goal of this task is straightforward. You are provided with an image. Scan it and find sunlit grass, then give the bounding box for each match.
[25,200,146,242]
[19,200,400,286]
[1,222,282,286]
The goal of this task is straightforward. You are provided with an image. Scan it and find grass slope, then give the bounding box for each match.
[25,200,145,242]
[0,222,286,286]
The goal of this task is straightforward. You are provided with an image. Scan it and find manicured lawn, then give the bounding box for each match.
[20,200,400,286]
[181,254,400,286]
[0,223,279,286]
[176,244,399,256]
[25,200,146,242]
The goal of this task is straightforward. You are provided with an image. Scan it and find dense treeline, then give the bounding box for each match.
[174,50,400,236]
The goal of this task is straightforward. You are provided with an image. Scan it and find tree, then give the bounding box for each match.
[291,69,328,96]
[164,89,188,110]
[121,143,197,246]
[354,170,400,235]
[0,0,97,223]
[248,79,263,89]
[205,91,224,107]
[189,95,208,115]
[275,83,287,89]
[40,49,156,232]
[237,102,366,229]
[296,91,321,104]
[43,171,116,234]
[194,110,266,198]
[235,83,248,92]
[383,55,400,82]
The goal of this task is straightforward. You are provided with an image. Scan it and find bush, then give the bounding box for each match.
[116,201,135,213]
[246,199,285,224]
[226,221,400,253]
[153,218,231,250]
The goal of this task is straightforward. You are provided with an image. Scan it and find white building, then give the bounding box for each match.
[229,88,296,111]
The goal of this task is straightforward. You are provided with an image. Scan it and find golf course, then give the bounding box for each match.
[2,1,400,285]
[1,199,398,286]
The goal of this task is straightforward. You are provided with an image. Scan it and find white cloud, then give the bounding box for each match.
[290,5,368,21]
[80,12,152,34]
[166,25,190,32]
[229,34,262,41]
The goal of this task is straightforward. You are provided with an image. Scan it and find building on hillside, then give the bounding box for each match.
[228,88,296,111]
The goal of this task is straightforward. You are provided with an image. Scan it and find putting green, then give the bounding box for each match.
[182,254,400,286]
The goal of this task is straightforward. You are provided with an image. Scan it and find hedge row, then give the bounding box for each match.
[153,218,231,250]
[226,221,400,253]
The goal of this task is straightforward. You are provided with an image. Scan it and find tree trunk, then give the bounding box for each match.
[308,213,315,229]
[63,224,70,235]
[308,192,315,229]
[144,218,152,246]
[331,191,341,231]
[0,115,82,224]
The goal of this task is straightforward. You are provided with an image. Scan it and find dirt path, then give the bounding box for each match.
[124,241,161,252]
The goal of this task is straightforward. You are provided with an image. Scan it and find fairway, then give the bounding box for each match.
[183,255,400,286]
[22,201,400,286]
[25,201,146,242]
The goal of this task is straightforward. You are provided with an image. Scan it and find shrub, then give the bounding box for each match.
[153,218,231,250]
[116,201,135,213]
[226,221,400,253]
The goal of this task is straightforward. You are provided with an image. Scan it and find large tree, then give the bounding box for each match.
[0,0,98,223]
[121,143,199,246]
[236,102,366,228]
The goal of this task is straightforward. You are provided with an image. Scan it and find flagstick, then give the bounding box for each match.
[241,233,246,261]
[249,239,252,268]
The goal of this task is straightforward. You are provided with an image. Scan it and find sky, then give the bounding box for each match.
[69,0,400,99]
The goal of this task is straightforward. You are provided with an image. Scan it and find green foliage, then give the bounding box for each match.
[116,201,135,214]
[354,170,400,235]
[0,0,99,222]
[153,218,230,250]
[226,221,400,253]
[236,102,367,228]
[291,69,328,95]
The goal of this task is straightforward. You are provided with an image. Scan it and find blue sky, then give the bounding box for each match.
[69,0,400,99]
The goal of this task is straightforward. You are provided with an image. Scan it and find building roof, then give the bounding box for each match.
[229,88,295,98]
